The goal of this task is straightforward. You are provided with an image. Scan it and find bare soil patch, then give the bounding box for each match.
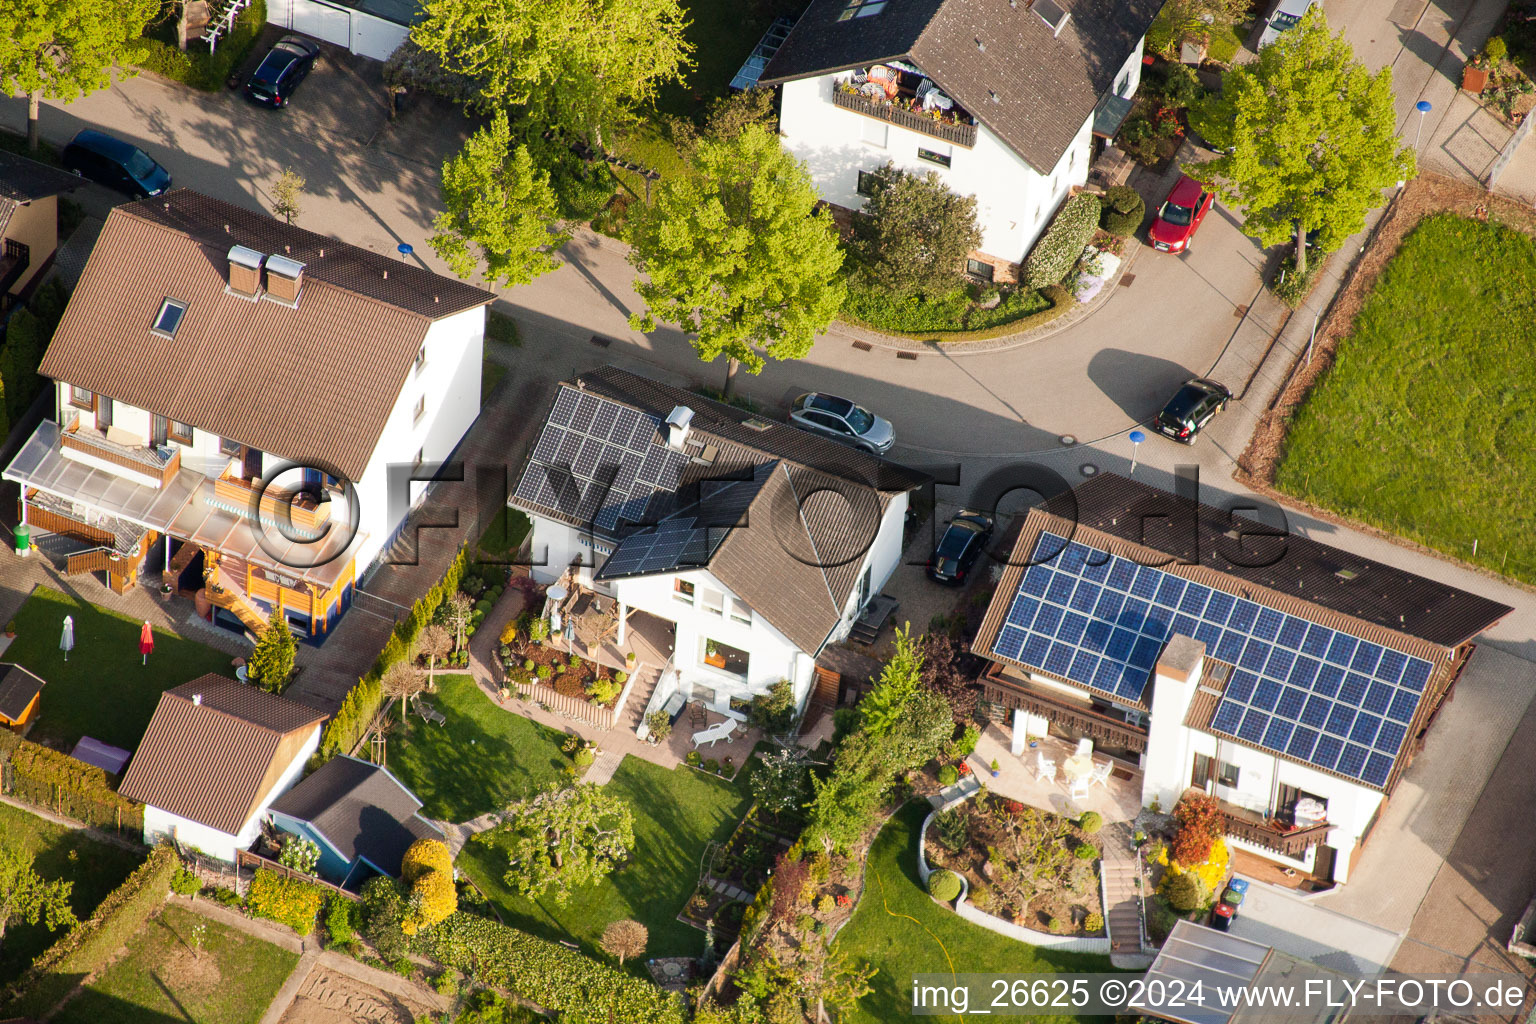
[279,967,435,1024]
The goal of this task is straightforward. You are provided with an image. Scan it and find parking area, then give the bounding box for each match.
[230,26,391,144]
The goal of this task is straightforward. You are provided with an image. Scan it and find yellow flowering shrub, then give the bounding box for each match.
[1158,838,1229,896]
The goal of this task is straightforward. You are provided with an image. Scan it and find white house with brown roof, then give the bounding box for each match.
[509,367,925,724]
[3,190,495,640]
[761,0,1163,281]
[119,676,328,862]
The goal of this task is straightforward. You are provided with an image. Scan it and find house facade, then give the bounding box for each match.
[265,0,416,62]
[971,475,1510,886]
[509,367,924,722]
[3,190,494,640]
[762,0,1162,281]
[0,150,81,302]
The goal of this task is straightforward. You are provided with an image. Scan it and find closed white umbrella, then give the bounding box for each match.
[60,615,74,662]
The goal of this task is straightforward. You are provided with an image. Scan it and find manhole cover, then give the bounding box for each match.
[1119,273,1135,287]
[1080,463,1099,477]
[1233,305,1249,319]
[1059,434,1077,446]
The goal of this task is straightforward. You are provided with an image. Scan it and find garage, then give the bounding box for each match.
[266,0,413,61]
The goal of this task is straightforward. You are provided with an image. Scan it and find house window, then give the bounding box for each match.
[702,637,750,678]
[414,395,427,423]
[729,597,752,625]
[69,385,94,411]
[860,119,887,148]
[674,579,696,604]
[1192,753,1241,790]
[152,298,188,338]
[701,589,725,616]
[917,146,952,168]
[837,0,887,20]
[1217,760,1240,788]
[856,170,881,197]
[966,258,995,281]
[1276,784,1328,827]
[414,343,427,374]
[218,436,242,457]
[167,420,194,445]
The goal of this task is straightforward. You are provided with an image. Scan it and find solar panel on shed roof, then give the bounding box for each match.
[993,532,1435,787]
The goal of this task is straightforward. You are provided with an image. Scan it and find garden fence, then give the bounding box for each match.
[511,679,618,730]
[0,760,143,841]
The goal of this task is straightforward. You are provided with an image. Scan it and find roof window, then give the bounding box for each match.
[152,298,187,338]
[838,0,887,20]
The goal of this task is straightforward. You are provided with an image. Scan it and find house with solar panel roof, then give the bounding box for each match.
[971,474,1511,887]
[509,367,926,725]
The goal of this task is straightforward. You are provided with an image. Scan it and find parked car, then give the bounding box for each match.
[1154,378,1232,444]
[1148,175,1215,254]
[789,393,895,454]
[243,35,321,108]
[927,511,994,585]
[1259,0,1317,48]
[60,130,171,199]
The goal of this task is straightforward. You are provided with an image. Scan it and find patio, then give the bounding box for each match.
[551,589,675,676]
[966,725,1143,824]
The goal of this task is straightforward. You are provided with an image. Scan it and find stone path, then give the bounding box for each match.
[584,747,624,786]
[1101,821,1147,963]
[928,776,981,808]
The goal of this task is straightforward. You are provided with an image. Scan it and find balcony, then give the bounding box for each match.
[982,663,1149,753]
[1196,790,1332,859]
[211,470,331,539]
[833,85,978,148]
[60,417,181,489]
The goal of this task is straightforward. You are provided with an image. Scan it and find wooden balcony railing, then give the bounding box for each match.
[60,429,181,487]
[212,474,330,536]
[1200,791,1332,858]
[832,88,978,148]
[982,664,1149,753]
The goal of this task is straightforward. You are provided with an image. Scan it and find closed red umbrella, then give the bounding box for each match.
[139,621,154,666]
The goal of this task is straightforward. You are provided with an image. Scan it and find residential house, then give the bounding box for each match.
[970,474,1510,886]
[761,0,1163,282]
[3,189,494,639]
[0,663,45,727]
[0,150,81,302]
[267,754,444,889]
[119,676,328,861]
[509,367,926,723]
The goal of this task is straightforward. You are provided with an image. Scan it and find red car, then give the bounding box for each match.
[1148,175,1214,254]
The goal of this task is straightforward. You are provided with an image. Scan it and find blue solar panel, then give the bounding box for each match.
[990,532,1437,786]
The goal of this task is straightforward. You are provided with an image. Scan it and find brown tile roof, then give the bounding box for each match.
[0,663,44,722]
[118,675,327,836]
[37,190,495,481]
[0,151,81,203]
[761,0,1165,173]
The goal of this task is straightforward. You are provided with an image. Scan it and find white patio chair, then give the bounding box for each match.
[1075,737,1094,758]
[1070,775,1092,800]
[1035,752,1057,783]
[1089,760,1114,789]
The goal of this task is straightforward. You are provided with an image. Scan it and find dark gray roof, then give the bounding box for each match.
[0,663,44,722]
[268,755,442,877]
[0,151,82,204]
[761,0,1167,173]
[513,367,927,654]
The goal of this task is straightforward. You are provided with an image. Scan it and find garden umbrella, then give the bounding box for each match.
[139,621,154,666]
[60,616,73,662]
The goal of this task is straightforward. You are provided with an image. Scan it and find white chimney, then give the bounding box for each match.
[192,693,202,705]
[664,405,694,450]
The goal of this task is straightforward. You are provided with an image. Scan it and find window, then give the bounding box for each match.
[673,579,696,603]
[856,170,881,197]
[860,119,887,147]
[167,420,194,445]
[414,343,427,375]
[152,298,187,337]
[917,146,952,168]
[1116,69,1130,97]
[837,0,887,20]
[1276,784,1328,827]
[414,395,427,423]
[701,589,725,616]
[1217,760,1240,788]
[729,597,752,624]
[702,637,750,678]
[966,258,995,281]
[1192,754,1240,790]
[218,436,242,457]
[69,385,94,411]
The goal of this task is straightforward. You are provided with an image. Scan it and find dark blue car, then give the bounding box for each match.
[61,130,171,199]
[243,35,321,108]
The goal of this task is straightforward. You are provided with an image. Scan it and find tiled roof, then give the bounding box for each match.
[118,676,327,835]
[515,367,926,654]
[0,663,44,722]
[268,755,442,877]
[762,0,1166,173]
[37,190,495,481]
[0,150,82,203]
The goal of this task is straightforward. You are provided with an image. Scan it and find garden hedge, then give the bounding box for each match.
[0,729,142,831]
[246,868,326,936]
[1023,193,1102,288]
[1099,186,1146,238]
[132,0,267,92]
[5,844,177,1018]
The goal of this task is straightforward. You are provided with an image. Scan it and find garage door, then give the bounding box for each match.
[292,0,349,47]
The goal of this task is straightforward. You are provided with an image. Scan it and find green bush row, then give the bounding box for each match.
[5,844,178,1018]
[245,868,326,936]
[1023,193,1103,289]
[841,283,1050,334]
[416,911,687,1024]
[131,0,267,93]
[0,279,69,444]
[0,729,143,830]
[840,285,1073,344]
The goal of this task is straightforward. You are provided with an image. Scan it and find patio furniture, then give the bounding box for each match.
[1062,752,1094,789]
[1089,760,1114,788]
[1034,752,1057,782]
[663,692,687,722]
[411,694,446,726]
[1074,737,1094,757]
[1069,774,1092,800]
[692,719,737,749]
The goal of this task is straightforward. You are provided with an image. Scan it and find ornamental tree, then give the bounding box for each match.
[749,744,813,815]
[627,124,845,396]
[417,624,453,692]
[248,617,296,694]
[1171,792,1225,865]
[486,783,635,904]
[600,918,648,965]
[0,847,75,953]
[849,163,983,296]
[1186,7,1413,273]
[0,0,157,151]
[431,113,569,288]
[381,661,425,723]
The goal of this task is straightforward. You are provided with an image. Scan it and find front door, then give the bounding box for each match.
[243,448,264,481]
[1313,845,1337,883]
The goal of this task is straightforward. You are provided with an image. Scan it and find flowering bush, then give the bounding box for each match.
[957,762,972,777]
[835,893,852,908]
[246,869,324,935]
[1171,793,1225,865]
[1023,193,1103,288]
[278,836,321,875]
[1156,837,1230,894]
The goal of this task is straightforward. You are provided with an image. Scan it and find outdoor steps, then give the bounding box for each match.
[1100,822,1147,954]
[207,575,269,637]
[620,664,662,733]
[168,541,201,575]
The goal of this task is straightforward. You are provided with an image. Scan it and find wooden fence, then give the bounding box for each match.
[235,849,362,901]
[510,679,617,730]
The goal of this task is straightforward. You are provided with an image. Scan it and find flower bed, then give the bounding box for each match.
[497,609,626,709]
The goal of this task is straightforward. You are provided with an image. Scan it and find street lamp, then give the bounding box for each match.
[1413,100,1432,149]
[1128,430,1146,474]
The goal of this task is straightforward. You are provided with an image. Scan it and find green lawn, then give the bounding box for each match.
[5,587,237,750]
[1274,214,1536,583]
[53,905,298,1024]
[0,802,144,986]
[652,0,803,119]
[477,507,532,563]
[459,755,749,963]
[834,803,1112,1024]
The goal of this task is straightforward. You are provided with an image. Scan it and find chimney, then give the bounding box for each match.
[264,254,306,304]
[227,245,265,298]
[663,405,694,450]
[192,693,202,706]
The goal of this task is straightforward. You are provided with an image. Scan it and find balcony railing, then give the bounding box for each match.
[212,472,331,538]
[1200,791,1332,858]
[61,423,181,488]
[832,87,978,148]
[982,664,1149,753]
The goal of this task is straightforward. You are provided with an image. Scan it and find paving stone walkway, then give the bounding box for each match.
[583,747,624,786]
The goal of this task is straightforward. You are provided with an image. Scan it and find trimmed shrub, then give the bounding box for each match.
[402,838,454,886]
[573,747,596,768]
[1075,843,1099,861]
[796,913,817,933]
[927,869,962,902]
[586,676,621,704]
[815,894,836,914]
[1023,193,1102,288]
[246,868,326,935]
[1078,810,1104,834]
[937,764,960,786]
[0,731,142,830]
[536,664,552,680]
[1099,186,1146,237]
[1160,62,1203,107]
[404,868,458,935]
[950,725,980,759]
[325,895,358,949]
[1085,910,1104,933]
[1165,869,1210,913]
[685,751,701,767]
[170,867,201,897]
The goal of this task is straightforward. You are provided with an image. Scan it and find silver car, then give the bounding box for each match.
[789,392,895,454]
[1258,0,1316,48]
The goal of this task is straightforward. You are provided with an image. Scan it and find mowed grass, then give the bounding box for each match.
[0,802,144,986]
[834,803,1113,1024]
[53,904,298,1024]
[1274,214,1536,582]
[652,0,803,118]
[459,755,749,963]
[6,587,236,750]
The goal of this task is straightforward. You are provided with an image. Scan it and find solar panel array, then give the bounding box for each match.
[512,387,689,532]
[599,517,712,577]
[994,532,1435,787]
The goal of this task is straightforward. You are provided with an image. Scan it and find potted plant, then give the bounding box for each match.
[645,710,672,743]
[2,621,13,638]
[1464,52,1492,93]
[625,651,637,667]
[704,640,727,669]
[989,758,1001,778]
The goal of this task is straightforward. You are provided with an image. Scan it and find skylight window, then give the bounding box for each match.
[152,298,187,337]
[838,0,887,20]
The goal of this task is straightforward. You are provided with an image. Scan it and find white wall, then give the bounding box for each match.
[268,0,409,62]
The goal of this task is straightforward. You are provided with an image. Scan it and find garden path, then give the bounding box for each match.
[1102,821,1152,966]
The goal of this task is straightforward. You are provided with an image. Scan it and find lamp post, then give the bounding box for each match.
[1413,100,1432,149]
[1128,430,1145,474]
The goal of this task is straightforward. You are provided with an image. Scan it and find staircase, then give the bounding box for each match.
[206,567,269,637]
[168,540,201,575]
[1101,822,1148,961]
[619,664,663,733]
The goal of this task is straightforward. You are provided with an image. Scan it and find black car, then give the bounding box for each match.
[243,35,321,108]
[927,511,994,585]
[60,130,171,199]
[1154,377,1232,444]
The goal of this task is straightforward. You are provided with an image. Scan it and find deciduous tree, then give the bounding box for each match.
[749,744,813,815]
[431,113,569,287]
[850,163,983,296]
[0,847,74,953]
[381,661,424,723]
[484,783,635,904]
[600,918,648,965]
[270,168,306,225]
[1186,8,1412,273]
[417,624,453,692]
[442,592,473,654]
[1147,0,1251,56]
[627,124,845,396]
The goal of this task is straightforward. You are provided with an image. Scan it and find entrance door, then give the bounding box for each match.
[1313,845,1337,883]
[243,448,264,481]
